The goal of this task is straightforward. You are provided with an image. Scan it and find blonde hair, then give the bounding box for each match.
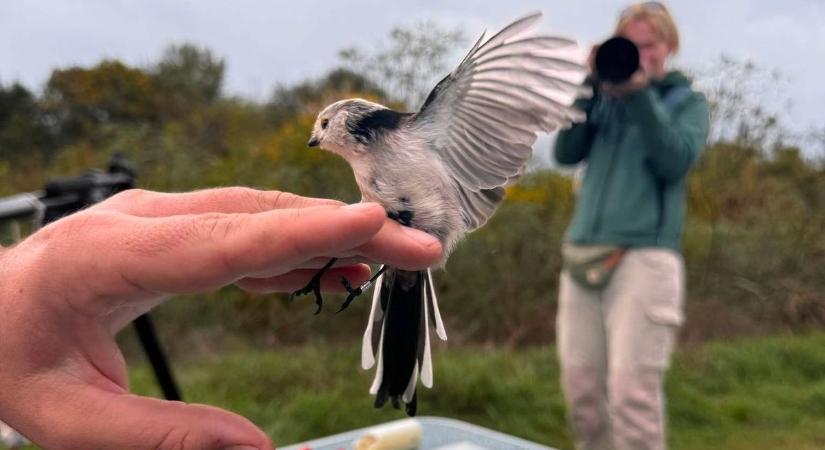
[615,2,680,53]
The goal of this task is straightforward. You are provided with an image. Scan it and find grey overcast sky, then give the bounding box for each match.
[1,1,821,138]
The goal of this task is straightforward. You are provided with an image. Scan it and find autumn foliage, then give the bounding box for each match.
[1,43,823,351]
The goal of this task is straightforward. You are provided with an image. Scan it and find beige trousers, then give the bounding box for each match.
[557,248,685,450]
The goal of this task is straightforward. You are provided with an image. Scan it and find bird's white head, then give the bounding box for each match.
[308,98,405,159]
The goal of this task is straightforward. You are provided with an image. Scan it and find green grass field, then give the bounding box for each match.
[6,332,825,449]
[121,332,825,450]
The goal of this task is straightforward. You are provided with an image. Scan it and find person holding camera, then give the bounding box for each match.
[553,2,710,450]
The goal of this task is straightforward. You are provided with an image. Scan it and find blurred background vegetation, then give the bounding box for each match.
[1,22,824,449]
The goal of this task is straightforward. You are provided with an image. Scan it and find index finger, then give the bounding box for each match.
[107,203,441,297]
[350,219,443,270]
[97,187,342,218]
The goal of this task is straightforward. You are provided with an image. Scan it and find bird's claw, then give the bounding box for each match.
[291,276,324,315]
[291,258,339,315]
[337,277,364,313]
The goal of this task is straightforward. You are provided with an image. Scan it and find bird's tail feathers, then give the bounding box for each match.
[361,267,447,416]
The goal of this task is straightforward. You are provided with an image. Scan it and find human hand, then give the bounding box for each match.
[587,44,599,73]
[600,68,650,99]
[0,187,442,450]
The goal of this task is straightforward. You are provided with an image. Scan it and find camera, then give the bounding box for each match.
[594,36,640,84]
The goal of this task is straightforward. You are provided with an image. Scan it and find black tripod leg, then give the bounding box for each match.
[290,258,337,315]
[133,314,181,401]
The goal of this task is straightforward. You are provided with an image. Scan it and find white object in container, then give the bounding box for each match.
[354,418,423,450]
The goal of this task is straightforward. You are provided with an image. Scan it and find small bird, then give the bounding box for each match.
[293,11,588,415]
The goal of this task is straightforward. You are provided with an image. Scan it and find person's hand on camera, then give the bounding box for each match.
[587,44,599,73]
[600,68,650,98]
[0,187,442,450]
[587,42,648,97]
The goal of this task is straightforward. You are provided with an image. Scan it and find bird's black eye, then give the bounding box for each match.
[321,118,329,130]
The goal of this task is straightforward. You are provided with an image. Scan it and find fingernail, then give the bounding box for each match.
[401,225,440,247]
[223,446,258,450]
[343,202,380,212]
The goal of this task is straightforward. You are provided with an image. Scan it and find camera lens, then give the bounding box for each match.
[595,37,640,83]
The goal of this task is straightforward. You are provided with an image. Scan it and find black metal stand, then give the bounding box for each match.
[133,315,181,400]
[0,155,182,401]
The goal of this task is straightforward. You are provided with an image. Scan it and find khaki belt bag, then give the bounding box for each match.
[562,243,627,290]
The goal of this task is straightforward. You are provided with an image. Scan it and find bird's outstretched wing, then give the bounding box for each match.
[412,12,588,230]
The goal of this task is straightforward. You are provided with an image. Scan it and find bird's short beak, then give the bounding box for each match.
[307,135,319,147]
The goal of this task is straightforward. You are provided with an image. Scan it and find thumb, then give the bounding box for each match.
[23,384,273,450]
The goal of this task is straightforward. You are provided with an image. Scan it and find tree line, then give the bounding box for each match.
[1,28,823,351]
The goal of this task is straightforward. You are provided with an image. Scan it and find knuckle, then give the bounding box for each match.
[68,210,118,235]
[249,187,286,211]
[38,211,121,309]
[250,188,295,211]
[224,186,282,211]
[266,190,292,208]
[152,422,193,450]
[191,213,247,274]
[35,210,116,252]
[115,188,150,203]
[224,186,256,200]
[3,211,121,320]
[100,188,150,211]
[194,213,244,242]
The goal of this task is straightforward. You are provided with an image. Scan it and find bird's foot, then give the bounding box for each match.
[290,258,337,315]
[337,277,364,313]
[290,275,324,315]
[337,265,387,313]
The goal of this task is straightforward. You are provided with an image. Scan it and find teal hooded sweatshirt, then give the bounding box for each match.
[554,71,710,251]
